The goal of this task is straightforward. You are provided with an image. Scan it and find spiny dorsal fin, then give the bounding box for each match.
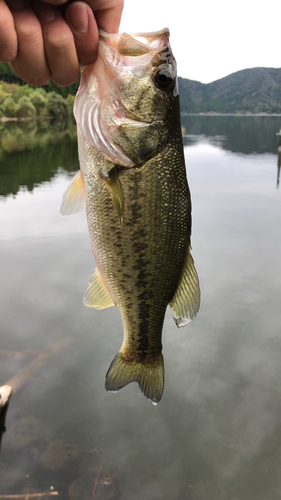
[60,170,85,216]
[105,352,164,404]
[169,248,200,327]
[83,268,115,309]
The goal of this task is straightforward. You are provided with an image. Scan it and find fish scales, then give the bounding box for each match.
[61,28,200,404]
[81,120,189,359]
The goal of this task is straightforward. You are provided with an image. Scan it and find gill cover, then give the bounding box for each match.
[73,28,178,168]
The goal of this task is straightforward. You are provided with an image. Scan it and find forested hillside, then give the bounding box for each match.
[178,68,281,113]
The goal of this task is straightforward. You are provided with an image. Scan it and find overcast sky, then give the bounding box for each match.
[120,0,280,84]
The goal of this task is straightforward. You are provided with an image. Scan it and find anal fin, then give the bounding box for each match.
[83,268,115,309]
[169,248,200,327]
[60,170,85,216]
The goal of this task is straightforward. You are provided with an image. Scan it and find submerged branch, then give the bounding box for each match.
[91,466,102,498]
[0,336,75,414]
[3,337,74,394]
[0,492,59,498]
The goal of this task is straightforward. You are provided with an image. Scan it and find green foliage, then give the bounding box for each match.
[14,85,34,102]
[30,89,48,116]
[0,84,10,105]
[0,82,71,119]
[0,81,18,104]
[66,93,75,111]
[47,92,70,118]
[3,96,19,117]
[16,96,37,118]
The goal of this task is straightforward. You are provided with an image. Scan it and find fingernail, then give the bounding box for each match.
[69,3,88,33]
[36,3,56,22]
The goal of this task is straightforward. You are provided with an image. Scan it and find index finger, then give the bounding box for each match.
[40,0,123,33]
[37,0,69,5]
[0,0,18,62]
[85,0,124,33]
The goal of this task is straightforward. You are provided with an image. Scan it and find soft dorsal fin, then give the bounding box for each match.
[169,248,200,327]
[60,170,85,216]
[83,268,115,309]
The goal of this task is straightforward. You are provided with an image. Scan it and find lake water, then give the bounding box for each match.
[0,115,281,499]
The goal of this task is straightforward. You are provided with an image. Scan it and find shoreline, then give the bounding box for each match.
[181,112,281,117]
[2,113,281,122]
[0,115,58,122]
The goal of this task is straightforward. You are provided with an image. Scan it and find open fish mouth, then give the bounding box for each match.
[74,27,176,168]
[98,27,171,56]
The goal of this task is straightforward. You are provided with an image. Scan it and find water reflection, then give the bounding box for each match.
[181,114,281,154]
[0,344,122,497]
[277,129,281,188]
[1,116,281,198]
[0,119,78,198]
[0,116,281,499]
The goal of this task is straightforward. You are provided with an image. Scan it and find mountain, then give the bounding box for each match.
[178,68,281,114]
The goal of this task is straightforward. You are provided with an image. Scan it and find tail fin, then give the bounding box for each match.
[105,352,164,405]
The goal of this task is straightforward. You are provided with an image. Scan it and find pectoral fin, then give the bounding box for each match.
[169,248,200,327]
[100,166,124,227]
[83,268,115,309]
[60,170,85,216]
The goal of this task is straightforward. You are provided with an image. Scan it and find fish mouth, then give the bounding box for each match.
[99,28,170,56]
[74,28,173,167]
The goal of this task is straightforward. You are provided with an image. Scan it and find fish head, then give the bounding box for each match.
[74,28,178,167]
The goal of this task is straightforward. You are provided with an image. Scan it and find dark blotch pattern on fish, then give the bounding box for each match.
[80,70,193,402]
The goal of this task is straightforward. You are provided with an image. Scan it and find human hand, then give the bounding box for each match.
[0,0,124,86]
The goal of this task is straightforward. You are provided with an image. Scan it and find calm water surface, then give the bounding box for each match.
[0,116,281,499]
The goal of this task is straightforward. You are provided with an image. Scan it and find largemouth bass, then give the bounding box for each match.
[61,28,200,404]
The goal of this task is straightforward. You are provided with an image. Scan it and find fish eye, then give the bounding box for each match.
[154,68,174,91]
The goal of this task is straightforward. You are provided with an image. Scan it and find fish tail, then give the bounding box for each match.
[105,352,164,405]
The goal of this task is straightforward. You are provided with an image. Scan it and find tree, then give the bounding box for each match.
[3,96,19,117]
[0,83,11,105]
[30,89,48,116]
[47,92,69,118]
[66,94,75,114]
[16,96,37,118]
[14,85,33,102]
